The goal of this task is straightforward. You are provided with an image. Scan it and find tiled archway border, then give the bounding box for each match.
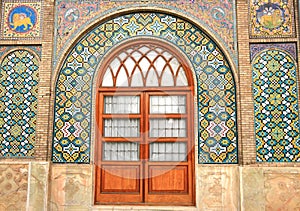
[51,11,239,164]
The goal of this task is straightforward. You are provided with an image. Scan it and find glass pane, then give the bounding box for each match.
[150,95,186,114]
[131,69,144,87]
[150,142,187,161]
[149,119,186,137]
[161,66,174,86]
[154,56,166,76]
[124,57,135,76]
[100,44,190,88]
[162,51,172,60]
[170,58,180,73]
[101,69,114,87]
[110,58,120,76]
[139,57,150,75]
[104,96,140,114]
[139,46,150,54]
[146,67,159,86]
[119,52,127,61]
[147,50,158,62]
[103,142,139,161]
[176,67,188,86]
[131,51,142,61]
[116,66,129,87]
[104,119,140,137]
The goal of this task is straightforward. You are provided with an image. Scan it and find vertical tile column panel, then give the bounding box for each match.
[237,0,256,165]
[35,0,55,160]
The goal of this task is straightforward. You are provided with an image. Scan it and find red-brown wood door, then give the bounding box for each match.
[95,91,194,205]
[144,92,194,205]
[95,92,144,204]
[94,41,194,205]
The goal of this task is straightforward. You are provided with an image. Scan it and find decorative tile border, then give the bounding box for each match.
[0,0,43,39]
[249,0,295,38]
[250,43,297,61]
[0,45,42,58]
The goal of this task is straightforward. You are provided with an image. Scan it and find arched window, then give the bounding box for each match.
[95,41,195,205]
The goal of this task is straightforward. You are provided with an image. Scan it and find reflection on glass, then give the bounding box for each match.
[150,142,187,161]
[149,119,186,137]
[150,95,186,114]
[104,119,140,137]
[103,142,139,161]
[104,96,140,114]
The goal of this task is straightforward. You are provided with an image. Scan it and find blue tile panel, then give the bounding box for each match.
[0,49,39,157]
[252,49,300,162]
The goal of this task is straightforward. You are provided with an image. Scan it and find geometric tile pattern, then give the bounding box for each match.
[1,0,42,39]
[52,12,237,164]
[250,0,294,38]
[252,49,300,162]
[53,0,237,69]
[0,49,39,157]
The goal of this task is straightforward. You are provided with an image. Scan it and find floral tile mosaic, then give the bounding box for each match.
[52,12,238,164]
[0,46,42,58]
[250,0,295,38]
[250,43,297,61]
[251,44,300,162]
[0,47,40,157]
[53,0,237,69]
[1,0,42,39]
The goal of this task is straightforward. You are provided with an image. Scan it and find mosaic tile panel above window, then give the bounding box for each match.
[0,48,40,157]
[52,12,237,164]
[250,0,295,38]
[252,47,300,162]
